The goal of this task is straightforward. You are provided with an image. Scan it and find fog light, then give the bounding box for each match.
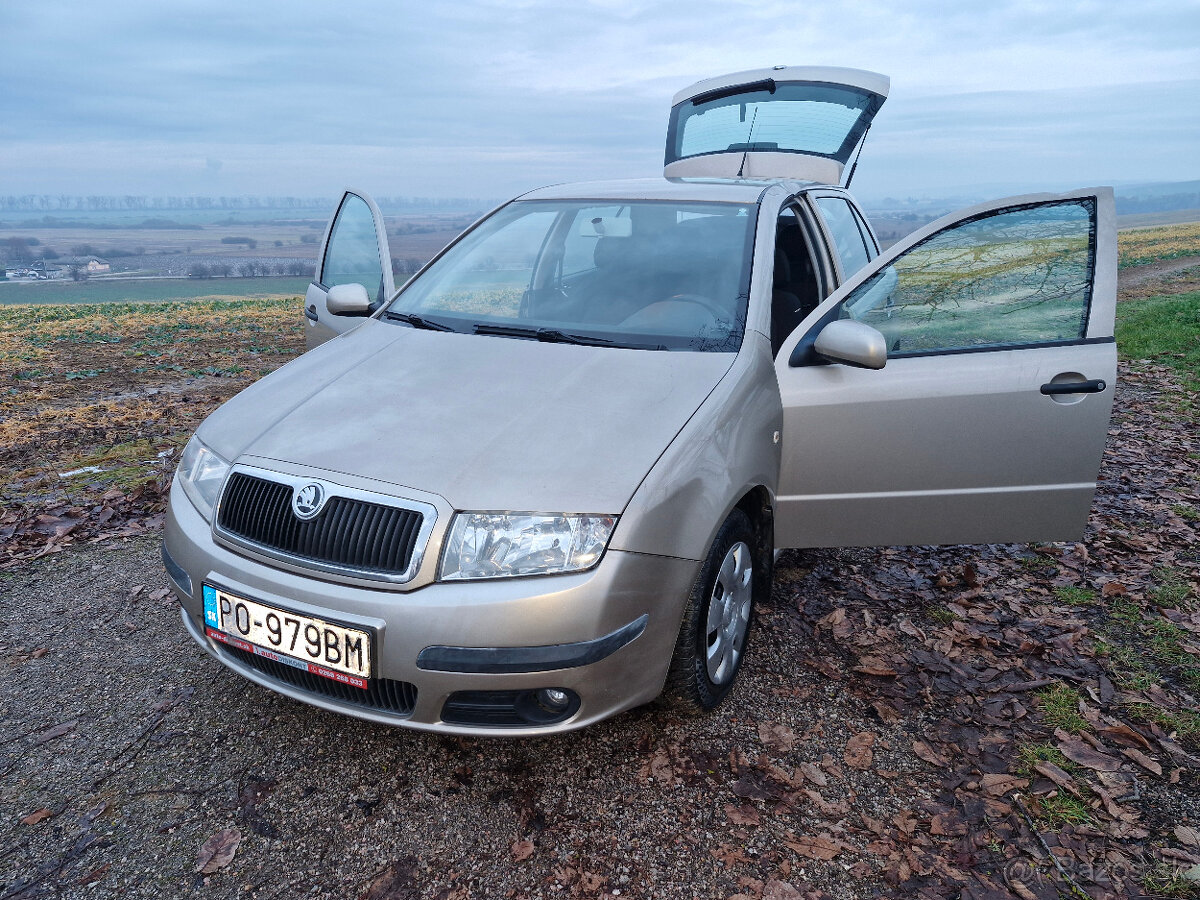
[537,688,571,711]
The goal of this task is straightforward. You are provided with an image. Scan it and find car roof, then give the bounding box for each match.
[517,176,822,204]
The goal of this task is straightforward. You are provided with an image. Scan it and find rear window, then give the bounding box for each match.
[666,81,885,166]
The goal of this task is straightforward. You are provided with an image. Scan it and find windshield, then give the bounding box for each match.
[384,199,757,351]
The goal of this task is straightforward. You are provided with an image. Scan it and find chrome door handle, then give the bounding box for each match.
[1040,379,1106,396]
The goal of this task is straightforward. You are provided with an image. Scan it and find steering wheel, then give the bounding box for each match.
[658,293,728,320]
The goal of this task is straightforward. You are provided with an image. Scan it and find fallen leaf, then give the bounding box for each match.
[844,731,875,770]
[731,775,773,801]
[784,834,843,861]
[362,858,419,900]
[20,808,53,825]
[30,648,48,659]
[912,740,948,767]
[798,762,828,787]
[1120,747,1163,776]
[1057,737,1122,772]
[980,773,1029,797]
[195,826,241,874]
[1098,722,1154,751]
[763,879,805,900]
[34,720,77,744]
[854,657,898,677]
[511,840,534,862]
[711,844,752,867]
[78,863,110,886]
[579,872,605,892]
[1034,762,1076,791]
[758,721,797,753]
[1176,825,1200,848]
[724,803,761,826]
[930,810,967,836]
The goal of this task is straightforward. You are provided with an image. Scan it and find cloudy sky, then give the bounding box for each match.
[2,0,1197,204]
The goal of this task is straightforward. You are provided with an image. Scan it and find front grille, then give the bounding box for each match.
[222,643,417,716]
[217,472,424,578]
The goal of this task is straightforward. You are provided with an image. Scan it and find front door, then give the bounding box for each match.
[774,188,1117,548]
[304,189,394,349]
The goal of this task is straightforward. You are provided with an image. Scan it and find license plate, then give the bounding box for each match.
[202,585,372,689]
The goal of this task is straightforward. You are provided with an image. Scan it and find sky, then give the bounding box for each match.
[2,0,1198,205]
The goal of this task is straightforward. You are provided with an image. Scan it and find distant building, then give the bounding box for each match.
[85,256,110,273]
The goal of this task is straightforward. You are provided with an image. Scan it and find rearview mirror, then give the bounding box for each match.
[813,319,887,369]
[326,282,370,315]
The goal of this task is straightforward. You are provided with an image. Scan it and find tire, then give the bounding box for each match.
[664,508,761,712]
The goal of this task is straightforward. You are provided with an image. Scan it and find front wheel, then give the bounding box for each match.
[664,508,761,711]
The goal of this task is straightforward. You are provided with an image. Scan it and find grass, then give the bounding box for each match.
[1,298,305,515]
[1141,863,1200,899]
[927,605,958,625]
[1118,221,1200,268]
[1126,705,1200,742]
[1035,685,1089,733]
[1115,291,1200,390]
[1032,793,1094,827]
[1016,743,1080,778]
[0,276,311,305]
[1053,586,1095,606]
[1152,568,1195,607]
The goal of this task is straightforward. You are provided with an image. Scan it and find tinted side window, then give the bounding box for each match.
[816,197,872,279]
[322,194,385,300]
[839,199,1095,354]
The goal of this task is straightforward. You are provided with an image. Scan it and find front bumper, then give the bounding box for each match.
[163,479,700,736]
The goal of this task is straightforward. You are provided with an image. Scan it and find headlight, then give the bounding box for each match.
[440,512,617,580]
[176,435,230,521]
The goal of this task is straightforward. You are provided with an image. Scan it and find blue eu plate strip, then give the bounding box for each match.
[203,585,219,628]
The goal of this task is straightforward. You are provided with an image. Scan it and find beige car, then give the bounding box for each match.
[163,66,1116,734]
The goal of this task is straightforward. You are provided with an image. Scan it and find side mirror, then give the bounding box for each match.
[813,319,887,370]
[326,282,370,315]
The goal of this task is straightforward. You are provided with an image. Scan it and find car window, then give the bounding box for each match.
[816,197,872,280]
[561,205,627,277]
[389,200,756,352]
[667,81,883,164]
[838,199,1095,355]
[322,194,385,301]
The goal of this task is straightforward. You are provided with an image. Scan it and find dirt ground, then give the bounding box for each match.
[1,260,1198,900]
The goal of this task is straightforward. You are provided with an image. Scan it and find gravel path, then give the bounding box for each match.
[0,538,907,900]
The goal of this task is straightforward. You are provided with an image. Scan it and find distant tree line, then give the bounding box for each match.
[0,195,492,213]
[189,261,313,278]
[1115,192,1200,214]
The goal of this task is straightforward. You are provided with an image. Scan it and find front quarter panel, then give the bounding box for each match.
[609,331,782,560]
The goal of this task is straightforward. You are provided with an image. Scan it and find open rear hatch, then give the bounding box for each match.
[664,66,889,184]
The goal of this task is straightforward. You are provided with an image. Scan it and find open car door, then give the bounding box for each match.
[774,187,1117,548]
[304,189,394,349]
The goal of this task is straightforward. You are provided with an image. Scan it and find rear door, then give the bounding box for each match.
[807,191,879,283]
[774,187,1117,548]
[304,189,394,349]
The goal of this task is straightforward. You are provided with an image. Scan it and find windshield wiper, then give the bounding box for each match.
[473,323,667,350]
[474,323,609,345]
[383,310,456,332]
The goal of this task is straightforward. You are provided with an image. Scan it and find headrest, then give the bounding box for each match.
[593,236,629,270]
[774,248,792,283]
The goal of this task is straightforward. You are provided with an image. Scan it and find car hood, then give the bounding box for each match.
[200,319,735,513]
